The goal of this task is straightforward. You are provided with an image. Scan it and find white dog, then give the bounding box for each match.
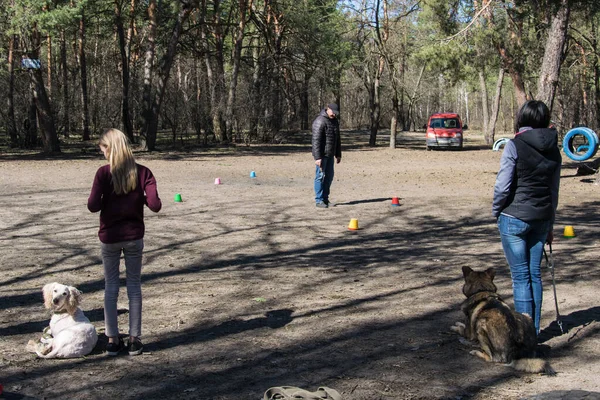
[28,282,98,358]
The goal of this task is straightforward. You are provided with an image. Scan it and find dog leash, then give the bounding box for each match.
[543,243,564,334]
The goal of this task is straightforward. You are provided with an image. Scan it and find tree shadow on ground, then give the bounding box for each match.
[523,390,600,399]
[538,306,600,344]
[334,197,391,206]
[0,308,127,337]
[2,195,600,399]
[151,309,294,352]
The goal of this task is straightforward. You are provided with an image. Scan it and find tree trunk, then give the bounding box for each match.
[479,70,490,143]
[332,68,342,111]
[29,26,60,152]
[200,0,225,142]
[373,0,388,146]
[46,34,52,100]
[60,30,70,137]
[27,97,38,147]
[142,1,193,151]
[593,18,600,130]
[115,0,134,142]
[267,73,282,140]
[126,0,136,61]
[536,0,570,112]
[507,62,527,108]
[284,69,296,131]
[126,0,138,132]
[202,57,212,144]
[225,0,249,139]
[578,44,588,126]
[368,56,384,147]
[386,52,400,145]
[7,34,18,147]
[140,0,157,148]
[191,57,204,142]
[390,93,398,148]
[250,44,262,140]
[488,67,505,144]
[78,11,91,141]
[463,86,469,124]
[300,74,309,130]
[265,1,284,139]
[213,0,226,139]
[29,68,59,152]
[406,64,425,131]
[202,19,216,137]
[494,24,527,108]
[398,49,407,131]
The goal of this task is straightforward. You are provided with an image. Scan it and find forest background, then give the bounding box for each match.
[0,0,593,152]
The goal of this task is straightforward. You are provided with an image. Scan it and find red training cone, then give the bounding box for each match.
[391,196,400,206]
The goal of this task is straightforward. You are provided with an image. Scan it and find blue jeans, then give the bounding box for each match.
[314,156,335,204]
[101,239,144,338]
[498,214,550,333]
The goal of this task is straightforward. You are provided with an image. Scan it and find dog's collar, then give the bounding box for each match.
[51,309,70,315]
[465,291,501,305]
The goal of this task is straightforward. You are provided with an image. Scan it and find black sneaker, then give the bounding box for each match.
[128,337,143,356]
[316,202,328,208]
[106,338,124,356]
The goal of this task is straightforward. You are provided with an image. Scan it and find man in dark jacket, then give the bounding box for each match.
[312,103,342,208]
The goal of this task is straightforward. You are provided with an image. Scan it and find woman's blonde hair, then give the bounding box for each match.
[99,129,138,195]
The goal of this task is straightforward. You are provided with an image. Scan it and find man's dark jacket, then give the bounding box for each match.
[312,109,341,160]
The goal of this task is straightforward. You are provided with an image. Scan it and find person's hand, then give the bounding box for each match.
[315,159,322,168]
[546,230,554,245]
[336,157,341,164]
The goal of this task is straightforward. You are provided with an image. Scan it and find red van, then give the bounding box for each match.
[425,113,466,150]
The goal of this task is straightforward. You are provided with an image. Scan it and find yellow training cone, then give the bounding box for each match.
[563,225,576,238]
[348,218,359,231]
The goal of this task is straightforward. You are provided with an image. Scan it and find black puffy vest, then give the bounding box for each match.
[502,128,561,221]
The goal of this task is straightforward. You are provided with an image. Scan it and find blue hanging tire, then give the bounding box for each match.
[580,127,599,147]
[563,127,599,161]
[493,137,510,151]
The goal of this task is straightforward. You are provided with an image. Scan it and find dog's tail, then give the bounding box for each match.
[508,358,556,375]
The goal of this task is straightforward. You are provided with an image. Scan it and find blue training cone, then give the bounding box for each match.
[250,171,256,178]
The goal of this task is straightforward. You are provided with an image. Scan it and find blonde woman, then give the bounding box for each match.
[88,129,162,356]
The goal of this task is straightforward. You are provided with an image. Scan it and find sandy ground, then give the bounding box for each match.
[0,130,599,400]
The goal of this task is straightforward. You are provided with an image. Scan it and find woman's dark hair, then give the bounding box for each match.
[515,100,551,132]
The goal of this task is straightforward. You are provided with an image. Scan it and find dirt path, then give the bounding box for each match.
[1,131,599,400]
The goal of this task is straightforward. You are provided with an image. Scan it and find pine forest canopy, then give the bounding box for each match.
[0,0,594,152]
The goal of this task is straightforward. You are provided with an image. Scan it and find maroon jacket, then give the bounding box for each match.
[88,164,161,244]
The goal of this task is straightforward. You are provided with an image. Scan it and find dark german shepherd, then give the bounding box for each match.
[451,266,555,375]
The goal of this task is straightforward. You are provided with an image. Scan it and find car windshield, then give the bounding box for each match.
[430,118,459,128]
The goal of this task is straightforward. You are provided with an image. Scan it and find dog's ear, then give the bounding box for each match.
[462,266,473,278]
[68,286,82,310]
[484,268,496,281]
[42,283,57,309]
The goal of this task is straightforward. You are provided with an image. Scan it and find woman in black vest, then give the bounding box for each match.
[492,100,561,334]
